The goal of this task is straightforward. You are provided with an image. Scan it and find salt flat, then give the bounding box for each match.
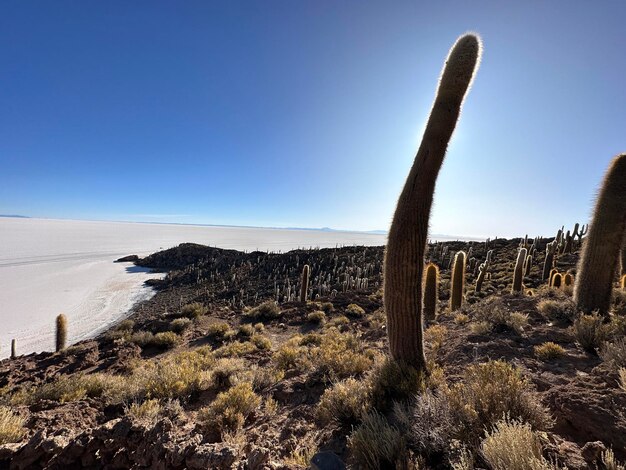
[0,218,387,357]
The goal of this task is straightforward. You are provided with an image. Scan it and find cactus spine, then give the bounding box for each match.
[450,251,467,311]
[423,263,440,322]
[300,264,310,302]
[10,339,16,360]
[56,313,67,352]
[574,154,626,315]
[512,248,527,293]
[383,34,481,370]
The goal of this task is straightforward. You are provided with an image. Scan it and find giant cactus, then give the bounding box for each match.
[383,34,481,370]
[450,251,467,311]
[574,154,626,314]
[56,313,67,352]
[512,248,527,293]
[300,264,310,302]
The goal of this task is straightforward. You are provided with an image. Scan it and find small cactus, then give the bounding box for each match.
[512,248,527,293]
[552,273,563,288]
[563,273,574,287]
[450,251,467,311]
[423,263,439,322]
[56,313,67,352]
[621,274,626,290]
[574,154,626,314]
[300,264,310,302]
[10,339,16,360]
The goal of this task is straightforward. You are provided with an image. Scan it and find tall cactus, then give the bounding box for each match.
[383,34,481,370]
[512,248,527,293]
[574,154,626,315]
[542,241,557,280]
[10,339,16,360]
[450,251,467,311]
[423,263,439,322]
[300,264,310,302]
[56,313,67,352]
[475,249,492,293]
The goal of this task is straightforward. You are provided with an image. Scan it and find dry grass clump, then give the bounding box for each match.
[250,334,272,350]
[206,321,231,339]
[446,360,552,445]
[307,310,327,324]
[209,358,248,390]
[599,337,626,371]
[251,367,284,392]
[368,358,425,412]
[424,325,447,351]
[347,411,410,470]
[32,373,128,403]
[537,299,578,323]
[309,329,375,380]
[170,317,192,333]
[181,302,207,318]
[454,313,470,325]
[105,319,135,341]
[125,398,162,423]
[246,301,280,321]
[129,331,181,349]
[603,448,626,470]
[346,303,366,317]
[0,406,26,444]
[469,298,528,334]
[214,340,257,358]
[612,289,626,316]
[325,315,350,330]
[320,302,334,313]
[406,390,455,458]
[619,368,626,392]
[534,342,566,360]
[198,382,260,432]
[237,324,255,337]
[316,377,371,426]
[481,419,561,470]
[272,341,304,370]
[572,313,611,353]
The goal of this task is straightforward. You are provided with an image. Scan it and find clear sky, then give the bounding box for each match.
[1,1,624,238]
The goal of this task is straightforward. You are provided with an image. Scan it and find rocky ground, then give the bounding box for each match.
[0,235,625,469]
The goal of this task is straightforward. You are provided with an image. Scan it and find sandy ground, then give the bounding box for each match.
[0,217,388,357]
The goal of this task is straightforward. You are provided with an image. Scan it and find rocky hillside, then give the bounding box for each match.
[0,235,625,469]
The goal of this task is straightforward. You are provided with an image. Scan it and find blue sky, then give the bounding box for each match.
[1,1,624,238]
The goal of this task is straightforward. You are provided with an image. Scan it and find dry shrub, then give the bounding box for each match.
[0,406,26,444]
[572,313,611,353]
[348,411,409,470]
[619,368,626,392]
[209,358,248,390]
[612,289,626,316]
[273,343,304,370]
[33,373,128,403]
[198,382,260,432]
[482,419,562,470]
[368,358,425,412]
[325,315,350,330]
[125,398,162,423]
[237,324,254,337]
[600,337,626,371]
[206,321,231,339]
[310,329,374,380]
[534,342,566,360]
[250,334,272,350]
[246,301,280,321]
[214,341,256,358]
[407,390,455,458]
[454,313,470,325]
[425,325,447,351]
[537,299,578,323]
[470,298,528,334]
[346,303,366,317]
[603,448,626,470]
[251,367,284,392]
[307,310,326,324]
[181,302,207,318]
[316,377,371,426]
[446,360,552,445]
[152,331,181,349]
[170,317,192,333]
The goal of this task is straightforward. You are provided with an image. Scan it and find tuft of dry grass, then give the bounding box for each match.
[206,321,231,339]
[425,325,447,351]
[307,310,327,324]
[316,377,371,426]
[347,411,409,470]
[600,337,626,371]
[250,334,272,350]
[181,302,207,318]
[0,406,26,444]
[534,342,566,360]
[446,360,552,445]
[346,303,366,317]
[198,382,260,432]
[572,313,611,353]
[245,301,280,321]
[170,317,192,333]
[368,358,425,412]
[125,398,162,423]
[481,419,562,470]
[603,448,626,470]
[537,299,578,323]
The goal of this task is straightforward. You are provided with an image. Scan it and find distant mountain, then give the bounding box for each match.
[0,214,29,218]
